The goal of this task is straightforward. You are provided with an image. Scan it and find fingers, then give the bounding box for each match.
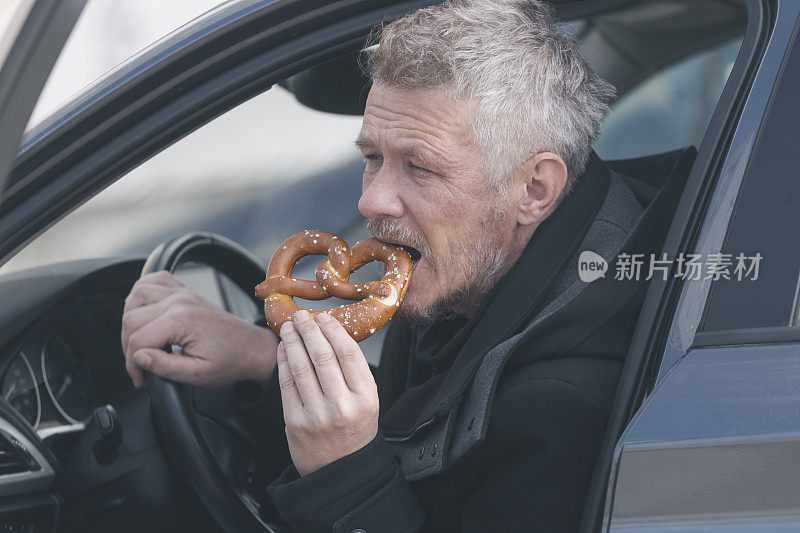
[137,271,185,289]
[126,353,146,388]
[124,272,185,312]
[121,273,198,387]
[124,283,175,311]
[123,295,182,387]
[315,312,375,394]
[290,310,348,398]
[125,315,184,370]
[276,342,302,413]
[132,348,209,386]
[124,297,182,388]
[121,296,174,354]
[279,320,324,407]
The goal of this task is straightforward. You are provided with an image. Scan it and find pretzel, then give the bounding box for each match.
[254,230,413,342]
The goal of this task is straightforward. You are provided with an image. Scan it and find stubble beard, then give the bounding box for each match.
[367,203,510,324]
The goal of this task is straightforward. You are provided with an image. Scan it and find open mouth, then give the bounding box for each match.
[376,238,422,265]
[399,244,422,264]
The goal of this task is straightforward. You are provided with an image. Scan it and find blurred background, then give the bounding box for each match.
[0,0,740,272]
[0,0,744,363]
[2,0,741,274]
[7,0,366,273]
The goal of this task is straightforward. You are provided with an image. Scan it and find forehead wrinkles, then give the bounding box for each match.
[362,95,469,166]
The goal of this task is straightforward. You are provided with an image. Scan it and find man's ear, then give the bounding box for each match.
[515,152,568,227]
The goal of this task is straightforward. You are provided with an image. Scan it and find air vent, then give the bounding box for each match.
[0,430,39,475]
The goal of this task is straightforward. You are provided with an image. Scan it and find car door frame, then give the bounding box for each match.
[583,0,798,531]
[0,0,85,200]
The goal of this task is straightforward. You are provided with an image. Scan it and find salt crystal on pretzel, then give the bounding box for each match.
[254,230,413,342]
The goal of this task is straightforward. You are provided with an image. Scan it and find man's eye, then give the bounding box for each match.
[409,163,431,174]
[364,154,383,162]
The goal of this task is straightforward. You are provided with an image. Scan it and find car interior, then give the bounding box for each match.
[0,0,748,531]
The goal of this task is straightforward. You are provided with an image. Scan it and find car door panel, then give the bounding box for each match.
[606,344,800,531]
[604,2,800,530]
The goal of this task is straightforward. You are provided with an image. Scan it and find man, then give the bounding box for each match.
[121,0,661,530]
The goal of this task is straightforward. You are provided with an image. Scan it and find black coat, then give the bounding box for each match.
[240,150,685,532]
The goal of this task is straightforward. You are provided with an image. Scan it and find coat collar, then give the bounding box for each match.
[380,151,612,437]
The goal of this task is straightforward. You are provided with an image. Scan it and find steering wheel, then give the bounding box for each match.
[140,232,285,532]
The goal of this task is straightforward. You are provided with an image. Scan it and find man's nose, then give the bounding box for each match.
[358,171,405,220]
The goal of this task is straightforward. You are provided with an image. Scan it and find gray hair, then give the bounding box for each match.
[364,0,616,196]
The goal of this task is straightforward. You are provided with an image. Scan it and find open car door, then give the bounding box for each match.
[0,0,85,205]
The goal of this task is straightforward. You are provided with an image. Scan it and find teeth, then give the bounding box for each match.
[378,239,421,262]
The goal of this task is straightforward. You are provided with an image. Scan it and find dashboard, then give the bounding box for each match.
[0,257,250,531]
[2,331,94,433]
[0,257,264,441]
[0,259,141,442]
[0,253,332,531]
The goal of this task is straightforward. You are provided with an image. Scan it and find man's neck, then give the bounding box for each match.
[451,243,528,319]
[451,299,480,319]
[450,220,542,318]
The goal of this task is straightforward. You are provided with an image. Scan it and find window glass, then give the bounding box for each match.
[8,33,748,275]
[27,0,225,129]
[0,0,28,65]
[700,26,800,331]
[7,3,749,277]
[595,37,741,160]
[6,86,365,270]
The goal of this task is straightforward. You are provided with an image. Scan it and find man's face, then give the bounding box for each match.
[357,83,515,322]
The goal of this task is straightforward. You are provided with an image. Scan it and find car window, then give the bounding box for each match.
[2,2,748,363]
[0,0,28,66]
[594,37,742,160]
[6,86,365,269]
[26,0,225,130]
[6,27,747,275]
[699,24,800,332]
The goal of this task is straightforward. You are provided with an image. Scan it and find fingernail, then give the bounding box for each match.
[281,321,295,334]
[135,351,152,369]
[316,312,331,323]
[295,310,310,322]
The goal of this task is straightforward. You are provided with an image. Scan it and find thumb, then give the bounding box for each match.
[133,348,207,386]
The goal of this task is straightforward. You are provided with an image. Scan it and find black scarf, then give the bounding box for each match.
[379,151,612,438]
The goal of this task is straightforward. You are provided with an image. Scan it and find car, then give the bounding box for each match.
[0,0,796,531]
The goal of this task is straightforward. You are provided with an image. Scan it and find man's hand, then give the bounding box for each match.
[121,271,278,388]
[277,310,379,476]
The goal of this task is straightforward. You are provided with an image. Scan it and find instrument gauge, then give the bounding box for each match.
[41,334,94,424]
[1,351,41,428]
